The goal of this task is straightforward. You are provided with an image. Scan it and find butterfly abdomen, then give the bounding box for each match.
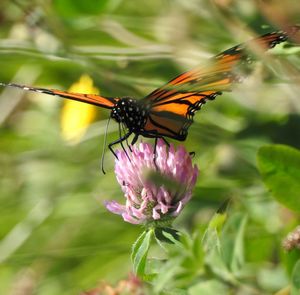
[111,97,148,132]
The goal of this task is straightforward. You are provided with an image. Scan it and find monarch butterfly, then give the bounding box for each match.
[1,26,299,172]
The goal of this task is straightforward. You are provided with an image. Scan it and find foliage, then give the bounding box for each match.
[257,145,300,213]
[0,0,300,294]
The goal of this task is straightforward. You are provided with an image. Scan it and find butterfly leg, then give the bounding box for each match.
[131,134,139,145]
[108,131,133,160]
[153,137,159,170]
[118,124,131,159]
[101,130,132,174]
[161,137,170,147]
[121,123,132,152]
[153,137,158,156]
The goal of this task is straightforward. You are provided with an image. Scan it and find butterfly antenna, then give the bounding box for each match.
[101,116,111,174]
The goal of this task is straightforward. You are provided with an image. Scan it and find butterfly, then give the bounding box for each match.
[1,25,299,172]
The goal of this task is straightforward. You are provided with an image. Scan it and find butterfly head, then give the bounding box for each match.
[111,97,148,131]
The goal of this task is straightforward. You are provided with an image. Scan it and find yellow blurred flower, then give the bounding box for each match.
[60,75,98,144]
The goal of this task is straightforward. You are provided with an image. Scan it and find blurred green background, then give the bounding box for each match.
[0,0,299,294]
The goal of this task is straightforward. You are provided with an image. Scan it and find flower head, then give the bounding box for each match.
[283,225,300,251]
[105,139,198,225]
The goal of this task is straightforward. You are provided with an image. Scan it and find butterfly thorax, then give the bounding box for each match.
[111,97,148,132]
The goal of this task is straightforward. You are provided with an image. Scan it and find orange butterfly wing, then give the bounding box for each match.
[1,83,118,109]
[142,28,299,140]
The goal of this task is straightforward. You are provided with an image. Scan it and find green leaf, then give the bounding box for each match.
[283,247,300,276]
[202,201,228,253]
[202,208,237,285]
[154,227,180,244]
[153,257,183,293]
[257,144,300,213]
[291,260,300,291]
[131,229,153,277]
[188,280,228,295]
[221,213,248,273]
[54,0,108,17]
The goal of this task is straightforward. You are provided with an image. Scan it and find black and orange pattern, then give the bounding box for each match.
[1,26,299,148]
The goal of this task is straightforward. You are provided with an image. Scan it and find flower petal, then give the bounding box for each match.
[105,140,199,225]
